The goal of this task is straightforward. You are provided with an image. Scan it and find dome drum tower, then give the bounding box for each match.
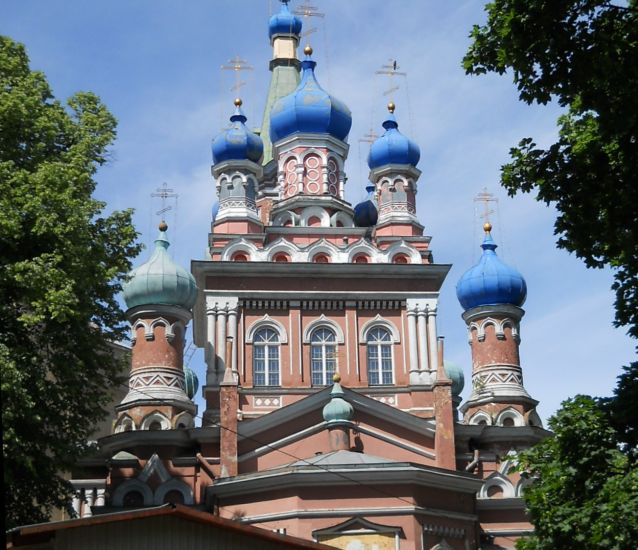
[456,224,540,428]
[116,224,198,432]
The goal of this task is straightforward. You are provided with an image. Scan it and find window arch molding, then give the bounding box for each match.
[112,479,154,507]
[302,315,344,344]
[140,411,171,431]
[220,239,259,262]
[300,206,330,227]
[265,239,298,262]
[384,241,420,264]
[479,472,516,499]
[153,478,194,506]
[246,315,288,344]
[359,315,400,343]
[495,407,525,427]
[468,410,493,426]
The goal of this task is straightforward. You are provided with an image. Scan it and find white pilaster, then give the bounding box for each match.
[228,306,238,376]
[217,308,227,371]
[205,307,217,385]
[426,306,438,379]
[407,307,419,383]
[417,308,429,373]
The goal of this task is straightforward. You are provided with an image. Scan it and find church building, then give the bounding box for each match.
[68,3,549,549]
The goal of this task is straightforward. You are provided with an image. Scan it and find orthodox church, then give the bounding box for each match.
[68,3,548,549]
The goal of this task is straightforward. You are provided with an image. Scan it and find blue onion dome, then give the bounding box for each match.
[322,374,354,422]
[354,185,379,227]
[212,98,263,165]
[456,223,527,310]
[123,222,198,310]
[269,0,302,39]
[444,361,465,397]
[211,201,220,222]
[270,46,352,143]
[184,365,199,400]
[368,102,420,170]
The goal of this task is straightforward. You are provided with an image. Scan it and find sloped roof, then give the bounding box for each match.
[6,503,334,549]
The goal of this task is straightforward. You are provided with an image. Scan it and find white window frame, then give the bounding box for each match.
[310,327,337,386]
[366,326,394,385]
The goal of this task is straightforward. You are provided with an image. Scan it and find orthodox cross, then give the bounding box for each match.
[221,56,253,93]
[151,182,178,223]
[296,1,324,40]
[375,59,407,100]
[474,188,498,225]
[359,128,379,146]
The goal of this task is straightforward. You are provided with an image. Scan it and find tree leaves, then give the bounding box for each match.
[465,0,638,338]
[0,36,141,528]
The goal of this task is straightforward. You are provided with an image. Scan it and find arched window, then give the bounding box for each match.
[232,252,248,262]
[392,254,409,264]
[313,253,330,263]
[253,328,280,386]
[366,327,393,385]
[163,490,185,505]
[311,327,336,385]
[273,253,290,263]
[123,490,144,507]
[353,254,369,264]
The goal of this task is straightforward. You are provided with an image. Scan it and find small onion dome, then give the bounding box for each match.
[269,0,302,38]
[368,103,420,170]
[322,374,354,423]
[353,185,378,227]
[211,201,220,222]
[270,47,352,143]
[443,361,465,397]
[456,223,527,310]
[212,99,263,165]
[123,223,198,310]
[184,366,199,400]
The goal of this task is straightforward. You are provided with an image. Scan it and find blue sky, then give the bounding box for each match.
[4,0,635,423]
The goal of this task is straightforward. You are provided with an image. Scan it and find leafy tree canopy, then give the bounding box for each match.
[0,36,141,528]
[464,0,638,338]
[516,364,638,549]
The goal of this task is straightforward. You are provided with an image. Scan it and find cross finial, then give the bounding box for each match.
[151,182,178,224]
[474,188,497,225]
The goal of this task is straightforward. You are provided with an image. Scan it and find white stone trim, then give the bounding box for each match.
[220,239,259,262]
[139,453,172,483]
[495,407,525,427]
[299,206,330,227]
[272,210,300,227]
[359,314,400,343]
[384,241,421,264]
[114,414,136,433]
[305,239,340,263]
[479,472,516,499]
[140,411,171,431]
[173,411,195,429]
[468,410,492,426]
[303,314,345,344]
[330,210,354,228]
[246,314,288,344]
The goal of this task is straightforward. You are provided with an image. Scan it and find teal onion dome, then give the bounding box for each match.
[444,361,465,397]
[354,185,378,227]
[270,47,352,143]
[269,0,302,38]
[212,99,263,165]
[368,103,420,170]
[456,224,527,310]
[123,224,198,310]
[184,366,199,400]
[322,376,354,423]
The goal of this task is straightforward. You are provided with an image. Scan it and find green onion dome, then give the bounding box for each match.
[443,360,465,397]
[123,223,197,310]
[184,365,199,400]
[322,374,354,422]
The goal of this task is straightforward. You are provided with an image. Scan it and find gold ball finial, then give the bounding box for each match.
[304,45,313,56]
[387,101,396,114]
[483,222,492,233]
[234,97,242,107]
[159,220,168,232]
[332,372,341,383]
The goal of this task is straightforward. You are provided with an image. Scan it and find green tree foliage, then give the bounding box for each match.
[464,0,638,338]
[0,36,141,528]
[516,370,638,549]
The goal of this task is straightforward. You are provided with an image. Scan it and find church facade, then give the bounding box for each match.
[72,3,549,549]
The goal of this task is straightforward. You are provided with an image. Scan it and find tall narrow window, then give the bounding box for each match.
[367,327,393,385]
[311,327,336,385]
[253,328,280,386]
